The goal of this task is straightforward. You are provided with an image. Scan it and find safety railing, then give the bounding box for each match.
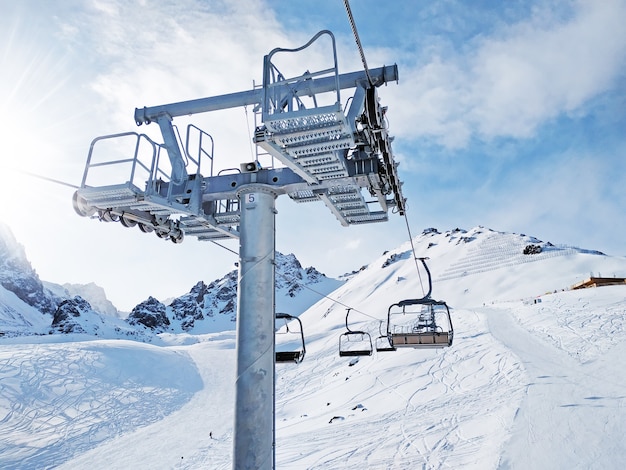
[80,132,159,190]
[262,30,341,121]
[81,125,214,207]
[185,124,215,177]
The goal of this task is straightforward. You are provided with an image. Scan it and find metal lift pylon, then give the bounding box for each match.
[73,29,404,470]
[234,186,277,469]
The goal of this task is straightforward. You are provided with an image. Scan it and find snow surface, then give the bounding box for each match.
[1,227,626,469]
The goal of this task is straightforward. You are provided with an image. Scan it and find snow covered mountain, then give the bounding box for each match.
[0,223,60,318]
[60,282,120,318]
[124,252,342,335]
[0,223,342,338]
[373,226,618,306]
[1,224,625,469]
[0,223,141,339]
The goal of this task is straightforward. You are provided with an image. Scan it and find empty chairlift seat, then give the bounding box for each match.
[339,330,373,357]
[387,298,454,349]
[338,308,373,357]
[275,313,306,364]
[375,320,396,352]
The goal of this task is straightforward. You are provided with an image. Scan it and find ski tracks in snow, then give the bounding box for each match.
[0,340,202,469]
[394,311,525,470]
[275,308,525,469]
[484,305,626,469]
[56,340,235,470]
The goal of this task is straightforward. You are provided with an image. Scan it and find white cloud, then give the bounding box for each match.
[388,0,626,148]
[80,0,350,163]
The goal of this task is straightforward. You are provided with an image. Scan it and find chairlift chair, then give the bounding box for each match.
[386,298,453,349]
[375,320,396,352]
[338,308,373,357]
[384,257,453,349]
[275,313,306,363]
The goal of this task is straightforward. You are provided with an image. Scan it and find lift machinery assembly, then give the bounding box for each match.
[74,27,404,470]
[73,30,403,242]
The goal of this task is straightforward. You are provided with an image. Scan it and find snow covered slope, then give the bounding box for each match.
[1,226,625,469]
[484,287,626,469]
[0,282,51,334]
[0,339,203,468]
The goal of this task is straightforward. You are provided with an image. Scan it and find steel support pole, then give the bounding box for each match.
[233,184,277,470]
[156,114,188,185]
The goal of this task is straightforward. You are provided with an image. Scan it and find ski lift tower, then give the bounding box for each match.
[73,30,404,469]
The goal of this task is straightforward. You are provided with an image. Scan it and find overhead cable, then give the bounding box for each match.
[2,165,79,189]
[343,0,374,86]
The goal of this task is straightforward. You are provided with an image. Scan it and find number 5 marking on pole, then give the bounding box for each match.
[246,193,256,204]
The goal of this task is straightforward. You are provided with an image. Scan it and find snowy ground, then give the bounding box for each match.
[2,285,625,469]
[0,339,203,469]
[2,235,626,469]
[487,287,626,469]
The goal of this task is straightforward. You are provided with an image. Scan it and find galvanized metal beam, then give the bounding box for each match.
[133,65,398,125]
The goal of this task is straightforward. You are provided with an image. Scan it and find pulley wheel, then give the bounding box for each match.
[138,223,154,233]
[120,215,137,228]
[72,191,96,217]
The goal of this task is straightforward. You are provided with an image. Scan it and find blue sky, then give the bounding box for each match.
[1,0,624,310]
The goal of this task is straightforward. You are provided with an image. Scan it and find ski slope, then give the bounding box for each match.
[1,228,625,469]
[486,300,626,469]
[0,340,203,469]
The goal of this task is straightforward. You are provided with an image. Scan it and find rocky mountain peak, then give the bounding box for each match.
[61,282,119,317]
[127,297,170,332]
[0,222,59,315]
[52,296,92,334]
[125,251,338,334]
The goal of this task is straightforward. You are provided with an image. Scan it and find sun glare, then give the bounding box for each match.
[0,8,80,225]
